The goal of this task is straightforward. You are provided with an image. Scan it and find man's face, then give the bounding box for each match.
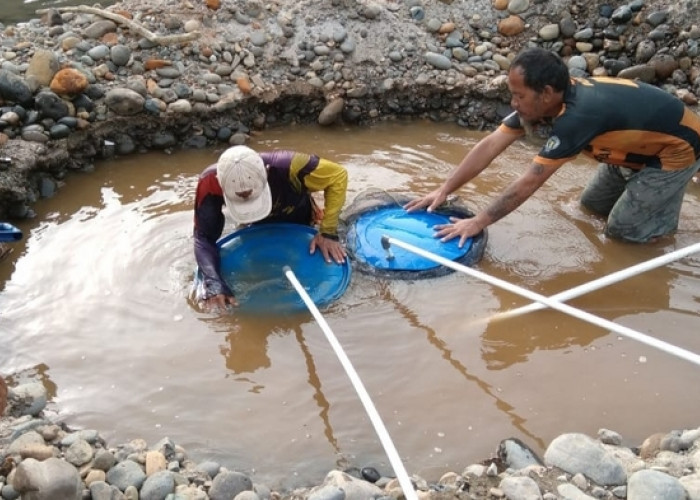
[507,66,548,124]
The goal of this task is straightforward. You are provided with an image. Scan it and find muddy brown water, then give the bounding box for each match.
[1,121,700,490]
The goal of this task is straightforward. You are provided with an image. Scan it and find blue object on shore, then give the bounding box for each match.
[0,223,22,242]
[350,207,470,271]
[207,223,351,314]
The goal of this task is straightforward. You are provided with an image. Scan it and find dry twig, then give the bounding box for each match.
[35,5,200,46]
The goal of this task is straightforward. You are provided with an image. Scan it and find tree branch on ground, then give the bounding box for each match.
[35,5,200,46]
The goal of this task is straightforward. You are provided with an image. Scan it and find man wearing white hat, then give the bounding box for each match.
[193,145,348,311]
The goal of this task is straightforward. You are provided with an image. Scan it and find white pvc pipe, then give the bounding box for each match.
[284,266,419,500]
[384,236,700,367]
[493,241,700,321]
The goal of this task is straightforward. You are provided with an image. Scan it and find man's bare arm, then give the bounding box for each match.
[483,162,557,225]
[432,161,560,246]
[405,128,520,212]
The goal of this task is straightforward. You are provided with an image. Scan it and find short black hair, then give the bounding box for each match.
[511,47,570,93]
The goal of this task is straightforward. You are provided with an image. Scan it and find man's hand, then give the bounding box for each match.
[201,293,238,312]
[310,233,347,264]
[403,188,448,213]
[433,216,484,248]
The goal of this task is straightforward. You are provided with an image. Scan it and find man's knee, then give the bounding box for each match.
[604,224,649,243]
[580,192,611,216]
[604,216,676,243]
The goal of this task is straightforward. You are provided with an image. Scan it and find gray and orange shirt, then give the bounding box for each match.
[500,77,700,171]
[194,150,348,299]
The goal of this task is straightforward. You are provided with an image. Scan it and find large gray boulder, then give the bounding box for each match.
[11,457,82,500]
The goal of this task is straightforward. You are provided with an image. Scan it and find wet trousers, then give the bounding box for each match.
[580,159,700,242]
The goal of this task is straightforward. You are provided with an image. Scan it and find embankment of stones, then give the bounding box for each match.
[0,81,509,220]
[3,0,699,222]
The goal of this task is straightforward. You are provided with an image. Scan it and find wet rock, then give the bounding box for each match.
[556,483,594,499]
[307,485,343,500]
[628,469,687,499]
[110,44,131,67]
[9,382,47,417]
[617,64,657,83]
[315,470,384,499]
[635,39,656,63]
[498,438,543,470]
[646,10,669,27]
[611,5,633,23]
[498,15,525,36]
[105,460,147,491]
[25,50,59,90]
[507,0,529,15]
[424,52,452,70]
[88,480,124,499]
[650,54,680,80]
[84,20,118,39]
[209,470,253,500]
[64,438,94,467]
[104,88,145,115]
[598,428,623,446]
[49,68,89,96]
[145,450,167,475]
[93,449,118,472]
[559,17,578,37]
[140,470,176,500]
[360,466,381,483]
[0,376,6,417]
[544,433,626,486]
[195,460,221,478]
[11,457,82,500]
[539,23,560,41]
[0,70,33,106]
[34,91,69,120]
[499,476,541,499]
[679,474,700,499]
[318,97,344,126]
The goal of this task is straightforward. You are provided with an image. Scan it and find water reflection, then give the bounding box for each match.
[378,281,546,449]
[203,311,345,464]
[479,239,680,370]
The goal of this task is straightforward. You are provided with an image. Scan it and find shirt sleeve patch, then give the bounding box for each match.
[543,135,562,152]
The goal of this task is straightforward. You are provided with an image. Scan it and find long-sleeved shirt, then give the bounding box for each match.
[193,150,348,299]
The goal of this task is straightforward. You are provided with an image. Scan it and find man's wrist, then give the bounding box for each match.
[321,232,339,241]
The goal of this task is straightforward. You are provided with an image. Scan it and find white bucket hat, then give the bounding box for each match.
[216,146,272,224]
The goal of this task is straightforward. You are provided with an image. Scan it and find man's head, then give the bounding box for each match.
[508,47,569,124]
[216,145,272,224]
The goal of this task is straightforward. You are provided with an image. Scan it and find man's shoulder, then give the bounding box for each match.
[200,163,217,177]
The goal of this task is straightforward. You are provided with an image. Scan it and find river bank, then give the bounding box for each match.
[2,0,700,498]
[1,380,700,499]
